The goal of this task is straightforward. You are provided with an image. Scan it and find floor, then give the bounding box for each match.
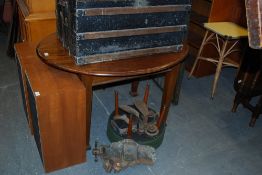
[0,31,262,175]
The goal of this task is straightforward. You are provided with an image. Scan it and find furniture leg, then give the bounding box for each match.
[249,96,262,127]
[0,0,5,22]
[24,87,34,135]
[161,64,181,123]
[172,61,185,105]
[130,80,139,97]
[80,75,93,149]
[188,31,209,78]
[211,39,228,98]
[232,92,242,112]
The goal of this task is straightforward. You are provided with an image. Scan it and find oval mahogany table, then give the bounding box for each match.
[36,33,189,148]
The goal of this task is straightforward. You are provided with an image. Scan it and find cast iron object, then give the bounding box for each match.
[92,139,156,173]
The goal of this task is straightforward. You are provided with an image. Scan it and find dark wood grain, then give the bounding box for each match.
[208,0,247,27]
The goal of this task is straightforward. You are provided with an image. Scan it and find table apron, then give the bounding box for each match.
[80,68,175,87]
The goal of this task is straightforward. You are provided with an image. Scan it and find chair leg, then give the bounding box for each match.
[211,60,223,98]
[232,92,242,112]
[211,39,228,98]
[249,96,262,127]
[188,31,209,78]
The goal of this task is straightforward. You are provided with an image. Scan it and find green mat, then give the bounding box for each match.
[107,112,166,149]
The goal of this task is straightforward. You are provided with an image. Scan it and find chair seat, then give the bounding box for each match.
[204,22,248,39]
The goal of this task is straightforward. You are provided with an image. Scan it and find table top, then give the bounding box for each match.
[36,33,189,77]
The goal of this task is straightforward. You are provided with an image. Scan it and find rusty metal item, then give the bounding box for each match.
[134,100,150,117]
[145,124,159,137]
[111,89,160,138]
[92,139,156,173]
[113,91,131,124]
[111,120,128,136]
[119,105,140,118]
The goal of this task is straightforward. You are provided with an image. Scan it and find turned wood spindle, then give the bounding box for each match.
[156,106,167,129]
[130,81,139,97]
[115,90,119,116]
[143,82,150,104]
[127,115,133,138]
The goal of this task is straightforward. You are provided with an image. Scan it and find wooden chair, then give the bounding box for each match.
[188,22,248,98]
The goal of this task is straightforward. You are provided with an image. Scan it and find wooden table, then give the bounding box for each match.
[36,33,189,148]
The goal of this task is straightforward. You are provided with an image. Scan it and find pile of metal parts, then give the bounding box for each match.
[111,83,166,138]
[92,139,156,173]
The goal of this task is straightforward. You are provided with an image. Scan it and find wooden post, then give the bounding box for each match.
[115,90,119,116]
[143,82,150,104]
[127,115,133,138]
[130,81,139,96]
[156,106,166,129]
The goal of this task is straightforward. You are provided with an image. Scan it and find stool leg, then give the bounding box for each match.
[211,39,228,98]
[249,96,262,127]
[188,31,209,78]
[232,92,242,112]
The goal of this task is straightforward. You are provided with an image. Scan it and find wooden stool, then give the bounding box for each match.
[232,48,262,127]
[188,22,248,98]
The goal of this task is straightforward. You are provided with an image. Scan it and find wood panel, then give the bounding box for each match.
[18,6,28,42]
[15,42,42,135]
[191,0,211,17]
[23,0,55,13]
[17,0,56,43]
[15,42,87,173]
[188,0,211,49]
[25,17,56,42]
[208,0,246,26]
